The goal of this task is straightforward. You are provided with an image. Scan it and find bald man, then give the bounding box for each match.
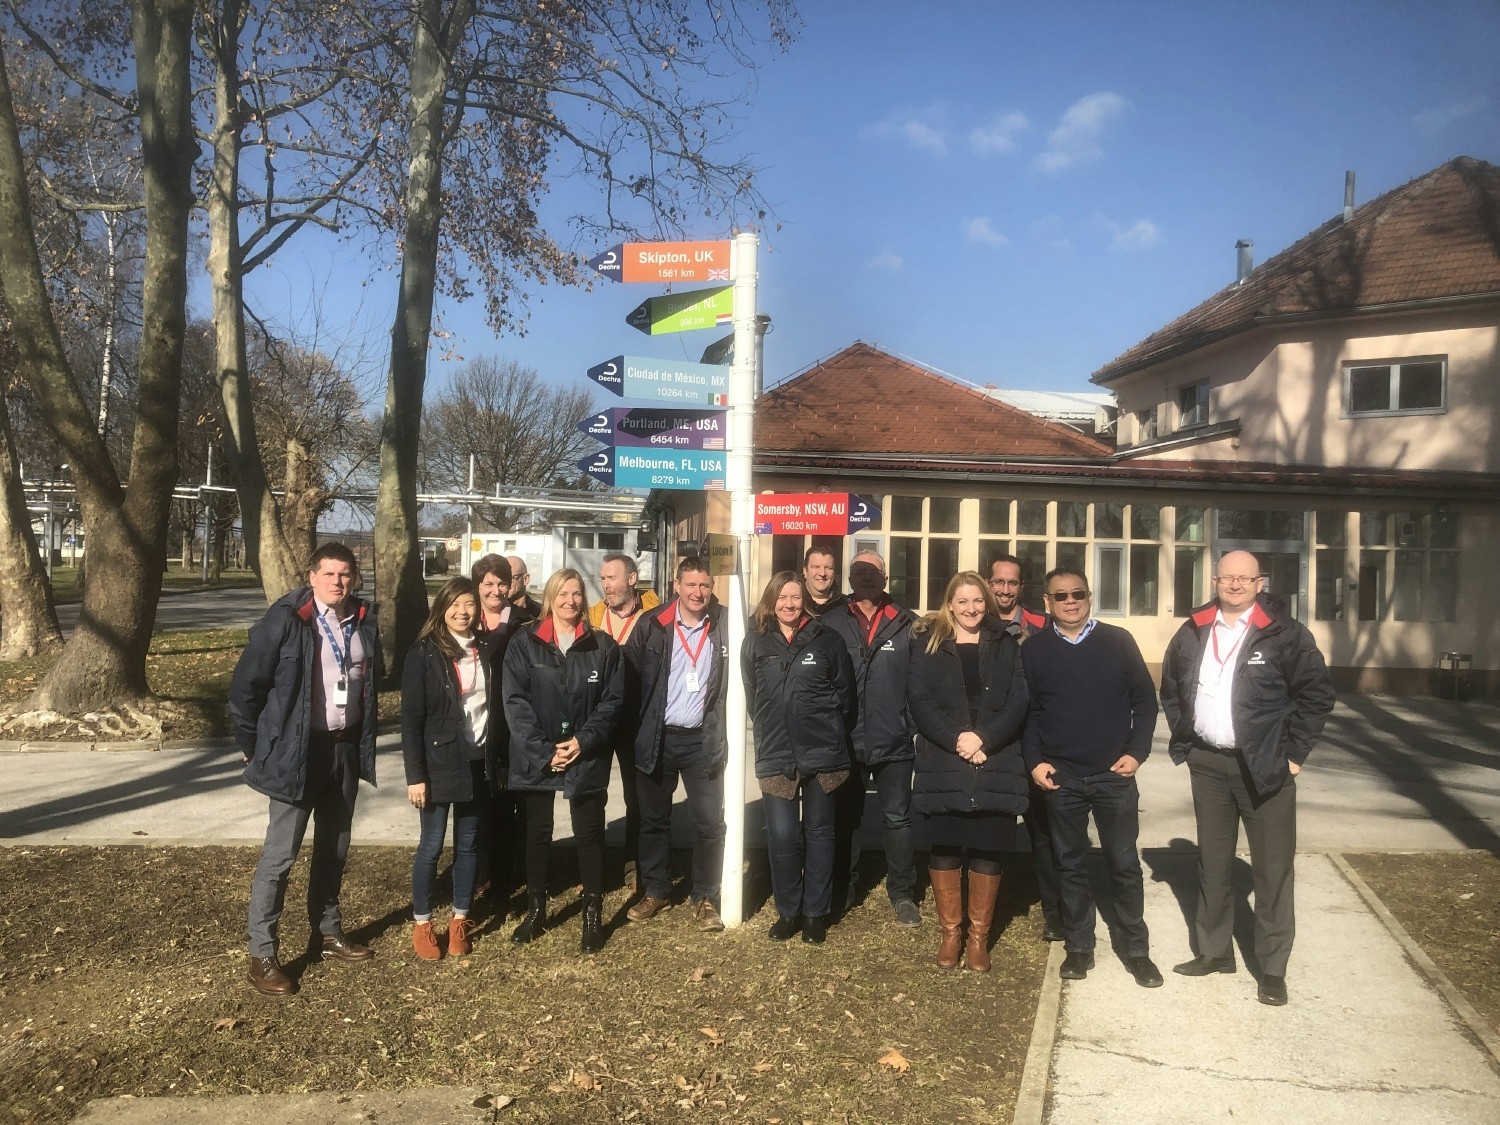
[505,555,541,621]
[1159,549,1335,1007]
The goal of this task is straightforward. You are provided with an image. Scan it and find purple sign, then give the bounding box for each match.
[577,407,728,451]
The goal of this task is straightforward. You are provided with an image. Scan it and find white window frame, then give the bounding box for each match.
[1342,356,1447,418]
[1135,406,1158,444]
[1177,381,1209,428]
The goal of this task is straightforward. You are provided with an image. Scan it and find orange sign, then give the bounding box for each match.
[589,240,732,284]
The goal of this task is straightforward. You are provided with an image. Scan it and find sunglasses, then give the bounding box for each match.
[1048,589,1091,603]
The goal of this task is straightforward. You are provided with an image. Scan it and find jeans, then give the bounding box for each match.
[523,790,606,896]
[247,734,360,957]
[636,729,725,903]
[1023,780,1062,925]
[411,760,488,917]
[1047,769,1149,956]
[838,760,917,904]
[763,776,838,919]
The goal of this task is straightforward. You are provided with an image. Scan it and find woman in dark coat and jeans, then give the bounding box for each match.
[907,571,1029,971]
[742,571,857,944]
[403,577,504,960]
[503,567,623,953]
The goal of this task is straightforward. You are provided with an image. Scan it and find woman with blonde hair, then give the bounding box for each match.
[402,577,505,959]
[502,567,623,953]
[907,571,1029,971]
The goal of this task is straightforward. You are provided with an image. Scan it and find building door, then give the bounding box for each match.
[1214,540,1306,621]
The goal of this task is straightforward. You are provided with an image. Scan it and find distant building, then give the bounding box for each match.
[980,388,1117,437]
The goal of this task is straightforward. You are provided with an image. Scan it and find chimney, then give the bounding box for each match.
[1236,239,1254,284]
[1343,170,1356,222]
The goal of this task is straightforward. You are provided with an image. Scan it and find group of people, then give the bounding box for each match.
[230,538,1334,1010]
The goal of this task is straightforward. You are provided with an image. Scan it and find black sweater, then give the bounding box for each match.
[1021,621,1158,776]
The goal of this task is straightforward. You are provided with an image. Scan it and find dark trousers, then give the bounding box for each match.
[615,739,641,874]
[479,791,526,897]
[838,760,917,905]
[1023,781,1062,925]
[1047,770,1149,957]
[522,790,606,896]
[764,776,838,920]
[411,761,488,917]
[1187,745,1297,975]
[247,733,359,958]
[636,728,725,904]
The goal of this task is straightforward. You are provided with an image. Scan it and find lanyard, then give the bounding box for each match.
[452,646,480,694]
[1209,619,1246,672]
[603,603,640,643]
[316,607,356,674]
[854,604,884,647]
[675,615,710,666]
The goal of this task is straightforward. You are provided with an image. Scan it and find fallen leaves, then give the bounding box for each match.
[879,1048,911,1073]
[698,1026,724,1047]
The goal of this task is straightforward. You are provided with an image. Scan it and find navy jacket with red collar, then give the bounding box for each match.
[625,599,729,774]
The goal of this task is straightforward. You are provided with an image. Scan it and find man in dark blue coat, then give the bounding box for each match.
[229,543,379,996]
[825,551,921,926]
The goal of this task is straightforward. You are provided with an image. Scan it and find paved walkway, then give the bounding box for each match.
[3,695,1498,1123]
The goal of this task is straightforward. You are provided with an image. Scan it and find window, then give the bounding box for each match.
[1016,500,1047,536]
[1217,509,1305,541]
[1314,511,1347,621]
[1175,547,1206,615]
[567,531,595,549]
[881,495,961,612]
[1135,407,1158,444]
[1016,541,1048,613]
[1057,501,1087,539]
[1130,545,1160,615]
[1094,503,1124,540]
[1178,382,1209,428]
[597,532,625,551]
[979,499,1010,535]
[1356,509,1458,622]
[1344,358,1446,416]
[1096,546,1125,614]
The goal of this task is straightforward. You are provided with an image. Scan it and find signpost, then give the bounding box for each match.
[588,240,731,284]
[753,493,882,536]
[578,407,727,450]
[699,332,734,366]
[586,356,729,405]
[625,286,733,336]
[578,447,726,491]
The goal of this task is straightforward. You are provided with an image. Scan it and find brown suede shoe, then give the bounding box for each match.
[247,955,295,996]
[412,921,442,961]
[627,895,673,922]
[309,930,374,962]
[448,916,473,956]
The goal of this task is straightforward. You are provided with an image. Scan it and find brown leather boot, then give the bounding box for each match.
[928,867,964,969]
[965,871,1001,972]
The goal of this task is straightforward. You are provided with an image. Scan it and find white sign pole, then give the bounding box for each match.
[720,230,759,928]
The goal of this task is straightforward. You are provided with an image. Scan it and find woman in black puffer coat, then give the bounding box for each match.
[402,577,507,961]
[907,571,1028,972]
[742,571,856,944]
[502,567,623,953]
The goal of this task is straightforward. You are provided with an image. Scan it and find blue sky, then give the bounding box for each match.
[240,0,1500,404]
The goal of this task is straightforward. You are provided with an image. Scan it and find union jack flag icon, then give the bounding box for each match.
[706,268,729,281]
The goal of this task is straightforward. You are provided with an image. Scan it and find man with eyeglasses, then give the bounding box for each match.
[1022,567,1161,987]
[1160,550,1335,1007]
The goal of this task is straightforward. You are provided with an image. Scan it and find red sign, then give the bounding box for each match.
[755,493,879,536]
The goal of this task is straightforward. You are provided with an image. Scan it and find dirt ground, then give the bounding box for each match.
[1344,851,1500,1036]
[0,847,1049,1124]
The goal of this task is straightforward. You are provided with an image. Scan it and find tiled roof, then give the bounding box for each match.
[757,342,1112,460]
[1093,156,1500,383]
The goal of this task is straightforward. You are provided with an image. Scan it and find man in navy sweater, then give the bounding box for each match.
[1023,566,1162,987]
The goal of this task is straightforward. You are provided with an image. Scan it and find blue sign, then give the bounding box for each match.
[578,447,726,491]
[578,408,727,450]
[849,496,881,531]
[586,355,729,406]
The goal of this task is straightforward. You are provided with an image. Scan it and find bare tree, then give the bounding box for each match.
[0,322,61,658]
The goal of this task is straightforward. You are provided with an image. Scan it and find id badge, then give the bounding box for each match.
[684,670,701,694]
[331,677,349,708]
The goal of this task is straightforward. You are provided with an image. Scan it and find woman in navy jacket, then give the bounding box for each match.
[742,571,857,944]
[402,577,504,960]
[502,568,623,953]
[907,572,1029,971]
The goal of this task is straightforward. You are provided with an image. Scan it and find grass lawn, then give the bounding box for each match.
[0,847,1049,1124]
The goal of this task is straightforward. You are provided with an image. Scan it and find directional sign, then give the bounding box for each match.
[625,286,733,336]
[700,332,735,366]
[587,355,729,406]
[754,493,882,536]
[578,407,727,450]
[588,240,732,284]
[579,447,727,491]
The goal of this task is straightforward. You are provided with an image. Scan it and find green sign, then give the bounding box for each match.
[626,286,733,336]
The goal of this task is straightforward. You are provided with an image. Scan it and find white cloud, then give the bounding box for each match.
[1413,95,1487,131]
[969,111,1030,155]
[861,105,949,157]
[1109,218,1160,251]
[867,250,903,272]
[1037,91,1129,173]
[963,217,1010,248]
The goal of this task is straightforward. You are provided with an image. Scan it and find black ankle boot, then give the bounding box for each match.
[580,893,605,954]
[511,892,547,944]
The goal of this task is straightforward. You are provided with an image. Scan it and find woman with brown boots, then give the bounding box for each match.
[907,572,1029,971]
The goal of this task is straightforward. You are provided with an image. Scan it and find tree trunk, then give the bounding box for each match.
[0,0,196,712]
[282,435,324,565]
[0,388,62,660]
[204,0,304,605]
[373,0,474,683]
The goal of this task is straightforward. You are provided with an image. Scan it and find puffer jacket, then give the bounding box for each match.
[823,599,918,764]
[741,615,856,778]
[906,616,1028,816]
[502,618,622,798]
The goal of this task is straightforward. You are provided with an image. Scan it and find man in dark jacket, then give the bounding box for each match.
[1160,550,1335,1007]
[825,551,921,926]
[1023,566,1161,988]
[229,543,379,996]
[802,545,846,618]
[624,557,730,932]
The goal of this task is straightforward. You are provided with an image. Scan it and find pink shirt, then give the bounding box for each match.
[310,598,366,732]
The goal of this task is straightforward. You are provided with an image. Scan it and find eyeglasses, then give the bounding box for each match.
[1047,589,1090,603]
[1213,575,1261,587]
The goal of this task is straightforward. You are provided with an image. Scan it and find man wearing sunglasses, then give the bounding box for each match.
[1022,567,1160,987]
[1159,550,1335,1007]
